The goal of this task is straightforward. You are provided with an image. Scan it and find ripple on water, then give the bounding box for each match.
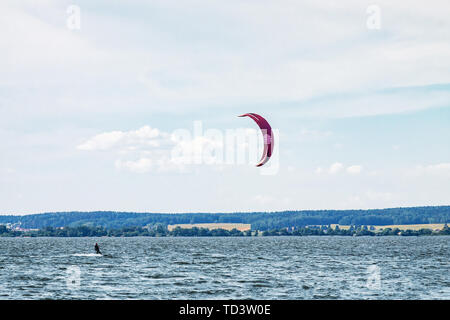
[0,236,448,299]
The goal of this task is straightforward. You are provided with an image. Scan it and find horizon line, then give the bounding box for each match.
[2,204,450,217]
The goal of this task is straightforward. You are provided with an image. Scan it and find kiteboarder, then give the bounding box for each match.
[95,243,102,255]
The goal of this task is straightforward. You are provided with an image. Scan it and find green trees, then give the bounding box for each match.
[0,225,8,234]
[1,206,448,231]
[439,225,450,235]
[169,227,245,237]
[0,220,449,237]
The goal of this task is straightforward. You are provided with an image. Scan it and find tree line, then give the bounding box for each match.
[0,206,449,231]
[1,224,449,237]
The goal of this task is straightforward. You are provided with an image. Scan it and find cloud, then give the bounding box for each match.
[341,191,395,209]
[78,125,180,173]
[115,158,153,174]
[290,85,450,118]
[2,1,450,213]
[77,131,125,151]
[329,162,344,174]
[298,128,333,141]
[424,163,450,171]
[346,165,363,175]
[315,163,363,175]
[407,163,450,177]
[2,0,450,119]
[78,124,238,173]
[77,126,169,152]
[171,135,224,165]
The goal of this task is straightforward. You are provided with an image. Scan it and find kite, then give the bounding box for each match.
[238,113,274,167]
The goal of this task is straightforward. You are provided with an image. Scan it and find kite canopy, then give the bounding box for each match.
[238,113,274,167]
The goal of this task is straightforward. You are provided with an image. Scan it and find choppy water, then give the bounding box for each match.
[0,236,448,299]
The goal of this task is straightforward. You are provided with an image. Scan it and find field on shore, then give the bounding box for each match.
[331,223,447,231]
[168,223,447,233]
[167,223,251,232]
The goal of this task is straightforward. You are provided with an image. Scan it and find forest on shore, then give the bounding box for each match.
[1,206,449,231]
[1,223,449,238]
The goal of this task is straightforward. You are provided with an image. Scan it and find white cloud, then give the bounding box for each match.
[316,163,363,175]
[77,131,124,151]
[0,167,16,175]
[299,128,333,141]
[407,163,450,177]
[329,162,344,174]
[2,0,450,119]
[425,163,450,171]
[2,1,450,213]
[78,124,232,173]
[341,191,395,209]
[291,86,450,118]
[171,135,224,165]
[77,126,169,152]
[115,158,153,174]
[346,165,363,175]
[368,170,379,177]
[78,125,180,173]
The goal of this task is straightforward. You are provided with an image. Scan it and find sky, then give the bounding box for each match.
[1,0,449,214]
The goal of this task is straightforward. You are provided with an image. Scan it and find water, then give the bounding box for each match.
[0,236,448,299]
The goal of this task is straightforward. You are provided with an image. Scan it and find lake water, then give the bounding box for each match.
[0,236,448,299]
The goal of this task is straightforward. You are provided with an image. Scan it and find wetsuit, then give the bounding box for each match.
[95,243,101,255]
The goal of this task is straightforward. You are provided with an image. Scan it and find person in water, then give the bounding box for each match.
[95,243,102,255]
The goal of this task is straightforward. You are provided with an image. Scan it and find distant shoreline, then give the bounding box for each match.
[1,206,449,232]
[1,206,449,238]
[1,224,449,237]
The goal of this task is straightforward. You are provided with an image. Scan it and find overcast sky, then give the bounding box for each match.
[1,0,449,214]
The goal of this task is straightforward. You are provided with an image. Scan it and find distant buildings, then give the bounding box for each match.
[0,222,38,232]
